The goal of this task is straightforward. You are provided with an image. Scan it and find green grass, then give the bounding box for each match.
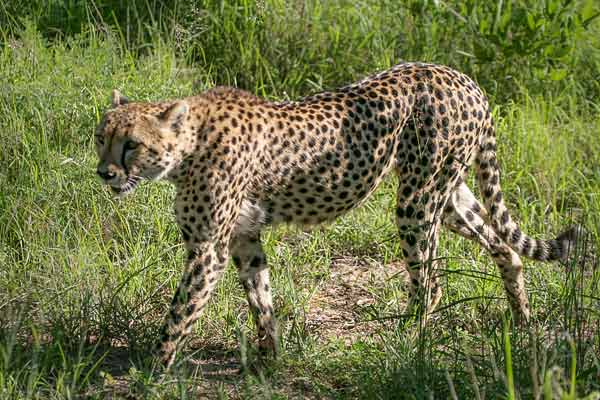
[1,4,600,399]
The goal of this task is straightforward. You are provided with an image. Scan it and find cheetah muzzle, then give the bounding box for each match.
[93,62,582,369]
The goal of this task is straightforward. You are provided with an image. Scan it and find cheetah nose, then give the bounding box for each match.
[97,169,116,180]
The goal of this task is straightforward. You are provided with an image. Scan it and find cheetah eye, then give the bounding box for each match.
[124,140,139,151]
[96,136,105,146]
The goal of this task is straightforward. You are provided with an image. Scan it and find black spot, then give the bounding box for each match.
[511,228,522,243]
[522,237,531,254]
[494,192,503,203]
[501,210,509,224]
[465,210,475,221]
[250,256,262,268]
[434,89,444,101]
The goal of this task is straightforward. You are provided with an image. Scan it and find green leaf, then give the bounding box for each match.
[533,68,547,80]
[500,1,512,32]
[553,45,571,58]
[582,0,596,20]
[549,68,567,81]
[548,0,559,17]
[480,18,489,34]
[527,13,536,31]
[582,11,600,28]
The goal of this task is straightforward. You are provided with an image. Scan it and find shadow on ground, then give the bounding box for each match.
[94,256,410,399]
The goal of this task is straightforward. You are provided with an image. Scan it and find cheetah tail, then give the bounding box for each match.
[475,127,583,263]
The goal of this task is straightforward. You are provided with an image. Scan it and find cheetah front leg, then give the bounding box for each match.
[231,233,278,356]
[157,240,229,368]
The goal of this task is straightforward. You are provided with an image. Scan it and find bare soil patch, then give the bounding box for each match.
[304,256,407,345]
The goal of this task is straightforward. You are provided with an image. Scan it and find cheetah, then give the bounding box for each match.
[94,62,581,368]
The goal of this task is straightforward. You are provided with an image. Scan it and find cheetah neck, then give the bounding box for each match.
[163,97,213,184]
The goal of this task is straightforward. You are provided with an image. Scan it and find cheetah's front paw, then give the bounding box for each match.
[156,340,177,370]
[257,332,279,359]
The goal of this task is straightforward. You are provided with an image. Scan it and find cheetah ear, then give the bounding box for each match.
[111,89,129,108]
[160,101,189,127]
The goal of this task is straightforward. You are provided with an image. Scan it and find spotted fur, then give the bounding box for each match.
[94,63,580,368]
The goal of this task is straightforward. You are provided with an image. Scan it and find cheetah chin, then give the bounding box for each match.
[110,176,141,196]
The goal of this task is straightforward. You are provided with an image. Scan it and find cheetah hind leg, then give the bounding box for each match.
[443,183,530,324]
[230,233,279,358]
[395,197,444,322]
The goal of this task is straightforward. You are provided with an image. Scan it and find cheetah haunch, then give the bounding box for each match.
[95,63,580,367]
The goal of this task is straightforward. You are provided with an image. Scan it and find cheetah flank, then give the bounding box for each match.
[94,62,581,367]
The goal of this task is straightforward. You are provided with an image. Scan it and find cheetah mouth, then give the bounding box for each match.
[110,176,141,196]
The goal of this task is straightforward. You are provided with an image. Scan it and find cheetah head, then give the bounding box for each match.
[94,90,188,196]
